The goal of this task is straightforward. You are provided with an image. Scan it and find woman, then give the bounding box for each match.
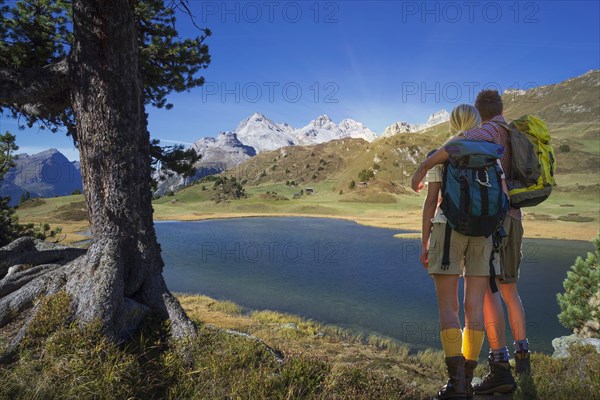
[420,104,503,400]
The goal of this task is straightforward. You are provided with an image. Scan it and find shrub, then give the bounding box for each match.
[357,169,374,182]
[559,144,571,152]
[557,235,600,337]
[348,180,356,189]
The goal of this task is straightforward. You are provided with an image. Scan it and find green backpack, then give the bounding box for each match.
[499,115,556,208]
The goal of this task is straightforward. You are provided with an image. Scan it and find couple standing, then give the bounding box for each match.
[411,90,530,399]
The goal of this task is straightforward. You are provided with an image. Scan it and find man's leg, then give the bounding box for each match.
[483,283,506,351]
[499,283,526,341]
[498,216,530,375]
[473,220,517,395]
[500,282,530,374]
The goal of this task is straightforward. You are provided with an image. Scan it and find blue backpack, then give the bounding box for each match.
[440,139,509,238]
[439,140,509,292]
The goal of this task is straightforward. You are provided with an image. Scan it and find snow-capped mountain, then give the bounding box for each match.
[235,112,377,151]
[292,115,377,144]
[382,121,420,137]
[338,118,378,141]
[154,131,256,195]
[294,115,343,145]
[191,131,256,164]
[425,109,450,127]
[382,109,450,137]
[235,112,296,153]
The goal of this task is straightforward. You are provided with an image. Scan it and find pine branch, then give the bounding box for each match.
[0,59,70,116]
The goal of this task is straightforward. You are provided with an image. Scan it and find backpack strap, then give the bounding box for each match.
[478,169,490,216]
[496,120,510,132]
[441,223,452,270]
[488,229,504,293]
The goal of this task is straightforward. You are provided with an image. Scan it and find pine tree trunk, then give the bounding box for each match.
[62,0,194,339]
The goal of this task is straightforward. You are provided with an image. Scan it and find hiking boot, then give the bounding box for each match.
[464,360,477,399]
[438,356,467,399]
[514,350,531,375]
[473,357,517,395]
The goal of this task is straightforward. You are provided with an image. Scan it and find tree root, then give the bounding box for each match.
[0,236,85,277]
[0,236,197,357]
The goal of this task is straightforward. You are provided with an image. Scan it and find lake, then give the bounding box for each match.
[157,217,593,354]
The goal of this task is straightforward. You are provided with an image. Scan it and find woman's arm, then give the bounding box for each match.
[420,181,441,269]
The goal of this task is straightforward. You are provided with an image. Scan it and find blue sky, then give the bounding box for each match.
[2,0,599,161]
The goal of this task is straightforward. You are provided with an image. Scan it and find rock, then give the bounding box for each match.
[552,334,600,358]
[281,322,298,330]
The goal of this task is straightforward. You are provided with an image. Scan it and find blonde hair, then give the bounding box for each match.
[449,104,481,134]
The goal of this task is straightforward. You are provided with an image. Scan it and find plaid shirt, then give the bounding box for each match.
[463,114,521,219]
[462,115,511,175]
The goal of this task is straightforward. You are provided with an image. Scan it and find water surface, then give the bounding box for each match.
[157,217,593,354]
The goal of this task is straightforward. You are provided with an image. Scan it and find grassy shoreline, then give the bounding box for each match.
[15,207,599,245]
[153,211,597,242]
[2,292,598,399]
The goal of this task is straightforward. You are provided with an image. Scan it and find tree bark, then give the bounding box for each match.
[60,0,195,339]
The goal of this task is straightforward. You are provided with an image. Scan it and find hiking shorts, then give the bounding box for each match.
[428,223,501,277]
[499,216,524,284]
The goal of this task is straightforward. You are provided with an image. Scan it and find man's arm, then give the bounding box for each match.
[411,148,449,192]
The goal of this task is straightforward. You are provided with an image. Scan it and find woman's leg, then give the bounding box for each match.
[433,273,466,399]
[463,276,488,361]
[433,274,461,357]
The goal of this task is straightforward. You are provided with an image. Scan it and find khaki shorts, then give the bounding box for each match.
[499,216,524,284]
[428,223,501,277]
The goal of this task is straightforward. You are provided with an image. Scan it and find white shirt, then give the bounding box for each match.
[424,165,447,224]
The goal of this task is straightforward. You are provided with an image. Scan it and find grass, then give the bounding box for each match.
[1,292,598,399]
[14,194,90,243]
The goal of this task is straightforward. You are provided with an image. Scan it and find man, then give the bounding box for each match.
[411,90,530,395]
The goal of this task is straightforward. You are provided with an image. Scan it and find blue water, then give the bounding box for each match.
[157,217,593,354]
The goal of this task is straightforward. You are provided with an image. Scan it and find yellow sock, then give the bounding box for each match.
[462,328,485,361]
[440,328,463,357]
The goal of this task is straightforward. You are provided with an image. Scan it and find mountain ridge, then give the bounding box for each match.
[0,148,83,206]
